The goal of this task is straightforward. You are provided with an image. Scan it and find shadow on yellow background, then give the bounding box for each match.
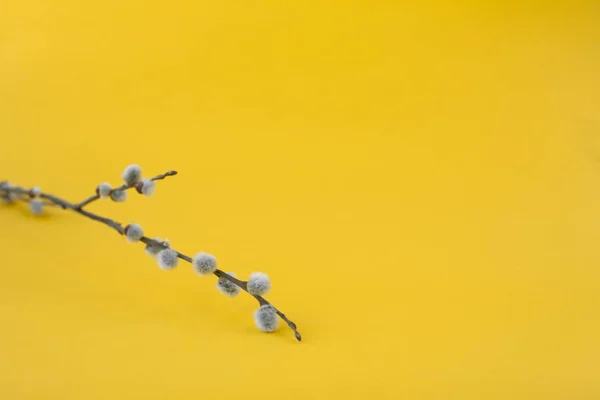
[1,1,600,399]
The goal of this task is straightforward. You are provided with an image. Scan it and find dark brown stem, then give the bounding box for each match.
[1,176,301,341]
[75,170,178,209]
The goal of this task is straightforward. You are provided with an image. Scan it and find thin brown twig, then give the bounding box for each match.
[0,173,301,341]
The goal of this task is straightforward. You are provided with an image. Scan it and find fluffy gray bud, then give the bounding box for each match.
[138,179,156,197]
[29,199,44,215]
[157,248,178,270]
[110,189,127,202]
[247,272,271,296]
[124,223,144,242]
[122,164,142,185]
[144,237,164,258]
[254,305,278,332]
[192,252,217,275]
[216,272,240,297]
[97,183,112,198]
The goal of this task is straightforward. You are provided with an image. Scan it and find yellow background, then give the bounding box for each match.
[1,1,599,399]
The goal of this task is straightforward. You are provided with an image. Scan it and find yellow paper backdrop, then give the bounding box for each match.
[1,1,599,399]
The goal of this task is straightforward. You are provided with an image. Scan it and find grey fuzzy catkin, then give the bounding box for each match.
[144,237,164,258]
[216,272,240,297]
[140,179,156,197]
[247,272,271,296]
[192,252,217,275]
[254,305,278,332]
[125,223,144,242]
[110,189,127,202]
[157,248,178,270]
[29,199,44,215]
[97,183,112,198]
[122,164,142,185]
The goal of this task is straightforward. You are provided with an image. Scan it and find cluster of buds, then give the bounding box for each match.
[128,221,277,332]
[0,181,44,215]
[0,181,20,204]
[95,164,157,203]
[114,165,279,334]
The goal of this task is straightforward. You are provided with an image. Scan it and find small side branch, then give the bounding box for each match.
[75,170,178,209]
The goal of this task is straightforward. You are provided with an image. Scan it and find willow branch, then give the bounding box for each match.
[0,173,301,341]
